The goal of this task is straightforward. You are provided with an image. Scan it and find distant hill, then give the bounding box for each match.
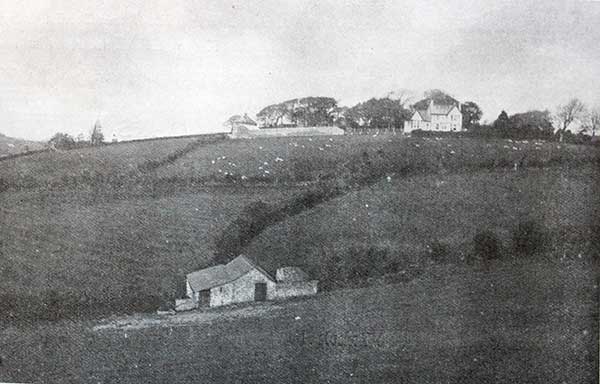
[0,132,45,157]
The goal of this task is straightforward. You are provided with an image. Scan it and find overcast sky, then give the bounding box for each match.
[1,0,599,141]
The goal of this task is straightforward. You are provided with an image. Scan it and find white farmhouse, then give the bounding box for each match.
[404,99,463,133]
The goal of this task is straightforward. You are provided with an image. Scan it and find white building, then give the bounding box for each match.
[404,99,463,133]
[176,255,318,310]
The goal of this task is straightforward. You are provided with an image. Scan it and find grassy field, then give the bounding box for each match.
[0,258,596,383]
[0,133,44,158]
[0,185,292,319]
[0,134,224,191]
[244,166,600,282]
[0,134,598,322]
[154,135,598,183]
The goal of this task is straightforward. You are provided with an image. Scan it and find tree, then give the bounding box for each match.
[48,132,76,150]
[413,89,459,110]
[585,107,600,138]
[461,101,483,130]
[491,110,510,135]
[90,120,104,146]
[491,110,554,140]
[385,89,415,109]
[555,98,586,142]
[256,97,337,128]
[345,97,411,131]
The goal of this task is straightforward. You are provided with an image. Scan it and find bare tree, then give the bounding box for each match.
[385,89,414,108]
[588,107,600,138]
[555,98,586,142]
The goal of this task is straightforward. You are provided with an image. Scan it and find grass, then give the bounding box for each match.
[0,134,224,191]
[0,186,292,320]
[244,165,600,282]
[154,135,598,183]
[0,257,596,383]
[0,133,598,322]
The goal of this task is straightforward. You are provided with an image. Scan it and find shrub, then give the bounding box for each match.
[512,219,548,255]
[473,230,502,260]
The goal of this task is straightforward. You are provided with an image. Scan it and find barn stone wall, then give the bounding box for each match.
[209,269,276,307]
[229,126,345,139]
[271,280,319,300]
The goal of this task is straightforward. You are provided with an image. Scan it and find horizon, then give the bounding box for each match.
[1,0,599,141]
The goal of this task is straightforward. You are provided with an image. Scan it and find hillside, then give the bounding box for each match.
[0,133,45,158]
[244,166,599,283]
[0,134,598,322]
[0,258,596,383]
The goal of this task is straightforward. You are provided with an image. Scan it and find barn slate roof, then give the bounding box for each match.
[186,255,274,292]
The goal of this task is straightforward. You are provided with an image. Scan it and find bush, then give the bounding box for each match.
[473,230,502,260]
[512,219,548,255]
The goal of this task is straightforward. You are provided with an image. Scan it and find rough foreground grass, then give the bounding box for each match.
[0,258,596,383]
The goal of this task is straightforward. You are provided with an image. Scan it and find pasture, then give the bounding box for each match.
[0,133,597,322]
[0,134,224,191]
[0,257,596,383]
[245,165,600,282]
[154,135,597,184]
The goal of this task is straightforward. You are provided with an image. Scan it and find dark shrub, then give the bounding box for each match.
[512,219,548,255]
[473,230,502,260]
[213,200,275,263]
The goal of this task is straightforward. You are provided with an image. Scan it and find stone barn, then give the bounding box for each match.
[185,255,276,308]
[178,255,318,310]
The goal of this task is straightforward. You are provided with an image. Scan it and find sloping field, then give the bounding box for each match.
[155,135,597,183]
[244,165,599,280]
[0,186,291,319]
[0,133,44,158]
[0,134,597,322]
[0,258,595,383]
[0,134,223,190]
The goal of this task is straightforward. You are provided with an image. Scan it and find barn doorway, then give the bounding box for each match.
[199,290,211,306]
[254,283,267,302]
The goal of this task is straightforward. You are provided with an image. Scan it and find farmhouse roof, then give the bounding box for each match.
[186,255,274,292]
[411,100,458,122]
[429,102,456,115]
[416,109,430,121]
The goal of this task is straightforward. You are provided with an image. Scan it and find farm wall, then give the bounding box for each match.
[209,269,276,307]
[175,298,196,312]
[271,280,319,300]
[229,126,345,139]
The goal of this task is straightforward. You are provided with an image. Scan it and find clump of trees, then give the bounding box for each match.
[467,109,555,140]
[256,97,337,128]
[344,97,412,132]
[466,98,599,144]
[48,120,105,150]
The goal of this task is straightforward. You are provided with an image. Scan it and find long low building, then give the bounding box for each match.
[228,125,345,139]
[176,255,318,310]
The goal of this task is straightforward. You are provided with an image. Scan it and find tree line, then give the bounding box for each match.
[253,90,599,143]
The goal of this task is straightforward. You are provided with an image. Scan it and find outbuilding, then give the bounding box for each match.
[177,255,318,310]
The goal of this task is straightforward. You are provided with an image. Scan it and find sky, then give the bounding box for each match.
[0,0,599,141]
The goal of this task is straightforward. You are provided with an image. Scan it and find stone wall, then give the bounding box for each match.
[229,126,345,139]
[271,280,319,300]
